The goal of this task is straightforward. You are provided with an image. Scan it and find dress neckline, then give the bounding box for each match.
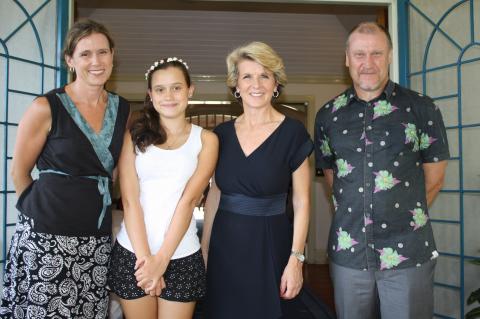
[232,116,287,158]
[56,88,119,175]
[61,87,111,136]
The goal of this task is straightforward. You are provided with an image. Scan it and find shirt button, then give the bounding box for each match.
[366,183,371,187]
[367,153,372,158]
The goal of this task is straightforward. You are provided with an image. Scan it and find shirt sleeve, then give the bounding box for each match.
[212,122,225,148]
[289,123,314,172]
[416,97,450,163]
[314,110,335,171]
[212,123,221,136]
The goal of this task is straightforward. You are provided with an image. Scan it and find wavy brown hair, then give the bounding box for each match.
[130,59,191,152]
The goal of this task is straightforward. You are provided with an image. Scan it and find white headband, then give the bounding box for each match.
[144,57,189,80]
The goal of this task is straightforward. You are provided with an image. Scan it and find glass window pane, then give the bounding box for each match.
[461,58,480,126]
[434,286,460,318]
[464,193,480,257]
[9,60,43,94]
[435,255,460,286]
[432,222,460,254]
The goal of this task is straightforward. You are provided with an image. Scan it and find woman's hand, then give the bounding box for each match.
[280,157,309,300]
[134,254,169,295]
[279,256,303,299]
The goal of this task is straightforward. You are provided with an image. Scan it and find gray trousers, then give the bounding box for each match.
[330,259,436,319]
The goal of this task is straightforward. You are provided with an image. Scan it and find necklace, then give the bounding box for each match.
[165,122,189,149]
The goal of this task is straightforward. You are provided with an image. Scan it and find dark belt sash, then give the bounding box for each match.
[39,170,111,229]
[48,92,119,229]
[219,193,287,216]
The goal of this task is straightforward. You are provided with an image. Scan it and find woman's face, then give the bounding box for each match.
[236,59,277,109]
[65,32,114,88]
[148,66,194,120]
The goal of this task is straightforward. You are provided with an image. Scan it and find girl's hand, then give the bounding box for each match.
[134,254,169,294]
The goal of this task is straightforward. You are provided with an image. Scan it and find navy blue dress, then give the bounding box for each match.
[205,117,313,319]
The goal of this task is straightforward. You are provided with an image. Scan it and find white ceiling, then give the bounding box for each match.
[77,2,379,82]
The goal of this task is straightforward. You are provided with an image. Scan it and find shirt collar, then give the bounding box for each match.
[347,80,396,105]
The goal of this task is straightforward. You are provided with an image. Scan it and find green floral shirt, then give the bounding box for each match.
[314,81,450,270]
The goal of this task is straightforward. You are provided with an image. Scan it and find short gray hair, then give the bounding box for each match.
[346,22,392,50]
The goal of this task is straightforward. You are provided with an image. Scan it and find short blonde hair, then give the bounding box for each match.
[226,42,287,92]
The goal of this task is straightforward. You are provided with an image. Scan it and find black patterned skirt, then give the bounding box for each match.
[0,214,112,319]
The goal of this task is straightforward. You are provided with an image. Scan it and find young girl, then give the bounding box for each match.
[108,58,218,319]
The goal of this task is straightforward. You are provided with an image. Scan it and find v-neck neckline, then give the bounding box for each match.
[233,116,287,159]
[63,88,110,136]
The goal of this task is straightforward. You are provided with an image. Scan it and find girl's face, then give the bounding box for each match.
[148,66,194,120]
[65,32,114,88]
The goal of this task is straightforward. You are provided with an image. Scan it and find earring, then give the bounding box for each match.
[69,67,75,73]
[234,91,241,98]
[273,90,279,98]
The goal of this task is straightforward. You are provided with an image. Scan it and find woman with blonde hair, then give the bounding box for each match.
[202,41,313,319]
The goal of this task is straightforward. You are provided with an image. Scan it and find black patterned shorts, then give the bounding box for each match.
[107,242,206,302]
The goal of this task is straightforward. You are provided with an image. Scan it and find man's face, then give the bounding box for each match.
[346,31,392,100]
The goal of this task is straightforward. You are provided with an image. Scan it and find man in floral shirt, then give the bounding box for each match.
[315,22,449,319]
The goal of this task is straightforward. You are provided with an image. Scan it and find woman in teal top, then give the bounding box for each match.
[0,20,129,318]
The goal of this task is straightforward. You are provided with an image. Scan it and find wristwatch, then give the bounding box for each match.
[290,250,305,263]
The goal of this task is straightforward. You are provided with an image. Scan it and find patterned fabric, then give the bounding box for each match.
[108,243,206,302]
[314,81,450,271]
[0,214,111,318]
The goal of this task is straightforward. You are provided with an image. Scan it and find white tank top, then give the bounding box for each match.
[116,124,202,259]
